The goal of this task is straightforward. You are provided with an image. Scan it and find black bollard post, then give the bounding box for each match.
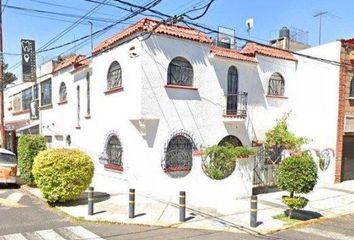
[129,188,135,219]
[250,195,257,227]
[179,191,186,222]
[88,186,94,216]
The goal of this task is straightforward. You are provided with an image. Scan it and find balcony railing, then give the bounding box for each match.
[224,92,248,118]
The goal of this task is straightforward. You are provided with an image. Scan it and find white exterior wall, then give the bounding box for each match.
[249,55,296,140]
[291,41,341,186]
[134,35,257,209]
[41,68,72,148]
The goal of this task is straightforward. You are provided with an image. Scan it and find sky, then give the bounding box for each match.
[2,0,354,78]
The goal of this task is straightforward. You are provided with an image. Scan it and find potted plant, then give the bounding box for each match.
[202,144,255,180]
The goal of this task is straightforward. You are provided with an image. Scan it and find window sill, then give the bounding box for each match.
[266,95,288,99]
[163,166,192,173]
[348,97,354,100]
[104,163,123,172]
[12,109,30,116]
[164,84,198,90]
[104,87,124,95]
[192,149,203,156]
[84,115,91,119]
[223,113,247,119]
[57,100,68,105]
[40,104,53,110]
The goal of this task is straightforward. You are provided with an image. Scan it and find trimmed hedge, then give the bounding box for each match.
[282,196,309,210]
[276,154,318,195]
[276,153,317,214]
[18,135,47,185]
[32,148,94,203]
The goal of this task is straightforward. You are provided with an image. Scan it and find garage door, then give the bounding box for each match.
[342,136,354,181]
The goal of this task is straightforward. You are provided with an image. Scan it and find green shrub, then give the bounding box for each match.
[276,154,318,196]
[276,154,317,214]
[18,135,47,185]
[203,144,255,180]
[32,148,94,204]
[282,196,309,210]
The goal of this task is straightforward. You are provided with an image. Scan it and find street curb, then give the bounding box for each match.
[19,185,354,235]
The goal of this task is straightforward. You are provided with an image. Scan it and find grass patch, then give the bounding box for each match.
[273,213,304,225]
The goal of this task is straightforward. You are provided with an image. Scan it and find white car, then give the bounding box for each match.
[0,148,17,184]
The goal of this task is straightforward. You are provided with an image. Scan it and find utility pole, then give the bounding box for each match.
[313,11,328,45]
[0,0,6,148]
[88,21,93,52]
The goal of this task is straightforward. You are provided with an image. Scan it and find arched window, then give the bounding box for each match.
[106,135,123,168]
[163,134,193,178]
[218,135,243,147]
[350,77,354,98]
[226,66,239,114]
[167,57,193,86]
[107,61,122,90]
[268,72,285,96]
[59,82,67,102]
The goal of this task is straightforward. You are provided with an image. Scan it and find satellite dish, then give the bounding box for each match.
[245,18,254,32]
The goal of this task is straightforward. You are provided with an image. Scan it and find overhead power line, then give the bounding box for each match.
[27,0,121,19]
[41,0,161,64]
[2,4,118,23]
[6,0,349,74]
[39,0,109,51]
[107,0,348,68]
[7,0,162,73]
[1,0,8,14]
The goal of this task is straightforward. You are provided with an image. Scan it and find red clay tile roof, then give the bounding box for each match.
[53,54,89,73]
[93,18,212,55]
[210,46,257,63]
[240,42,297,61]
[343,38,354,44]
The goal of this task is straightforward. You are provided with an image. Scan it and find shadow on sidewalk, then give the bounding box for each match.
[56,191,111,207]
[285,209,323,221]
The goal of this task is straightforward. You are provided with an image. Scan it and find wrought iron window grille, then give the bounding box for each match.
[107,61,122,90]
[268,73,285,96]
[226,92,248,116]
[167,57,193,86]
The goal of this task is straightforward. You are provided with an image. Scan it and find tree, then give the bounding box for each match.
[276,154,318,217]
[18,135,47,185]
[3,63,17,87]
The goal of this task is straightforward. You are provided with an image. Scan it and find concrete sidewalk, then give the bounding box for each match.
[22,180,354,235]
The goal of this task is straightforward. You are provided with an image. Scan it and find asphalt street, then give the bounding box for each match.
[1,186,354,239]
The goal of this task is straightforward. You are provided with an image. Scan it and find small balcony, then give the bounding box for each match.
[223,92,248,120]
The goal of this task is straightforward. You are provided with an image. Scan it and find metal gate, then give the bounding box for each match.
[342,136,354,181]
[253,147,281,187]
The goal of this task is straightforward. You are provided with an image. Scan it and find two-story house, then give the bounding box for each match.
[4,18,347,212]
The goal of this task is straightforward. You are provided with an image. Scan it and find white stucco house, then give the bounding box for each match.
[4,18,347,212]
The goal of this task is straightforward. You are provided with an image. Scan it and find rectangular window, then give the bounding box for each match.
[40,79,52,106]
[345,116,354,133]
[86,72,90,116]
[33,84,39,100]
[44,135,52,143]
[21,87,33,110]
[77,85,80,127]
[55,135,63,141]
[12,93,22,112]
